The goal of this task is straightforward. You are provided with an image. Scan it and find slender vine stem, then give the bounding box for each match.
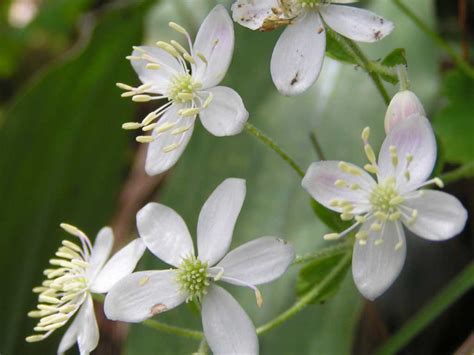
[244,122,305,177]
[256,253,351,335]
[293,241,352,265]
[393,0,474,79]
[375,262,474,355]
[440,161,474,184]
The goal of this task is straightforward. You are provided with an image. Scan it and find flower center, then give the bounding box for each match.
[177,255,210,302]
[298,0,320,8]
[167,73,202,104]
[370,178,404,218]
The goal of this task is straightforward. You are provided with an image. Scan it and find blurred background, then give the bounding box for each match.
[0,0,472,354]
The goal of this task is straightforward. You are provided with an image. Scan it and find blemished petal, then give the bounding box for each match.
[104,270,186,323]
[193,5,234,88]
[90,238,146,293]
[197,178,246,266]
[145,104,195,176]
[130,46,183,94]
[57,311,81,355]
[215,237,294,286]
[378,115,436,193]
[319,4,394,43]
[87,227,113,281]
[403,190,467,241]
[137,203,194,268]
[231,0,279,30]
[302,161,375,214]
[76,295,99,355]
[199,86,248,137]
[352,221,406,300]
[202,285,258,355]
[270,12,326,96]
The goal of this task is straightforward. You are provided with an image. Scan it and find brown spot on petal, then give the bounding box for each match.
[150,303,167,316]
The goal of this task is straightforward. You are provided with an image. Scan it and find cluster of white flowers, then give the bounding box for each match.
[25,2,468,355]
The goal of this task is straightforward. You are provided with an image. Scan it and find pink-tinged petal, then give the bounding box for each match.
[90,238,146,293]
[202,285,258,355]
[215,236,294,286]
[137,203,194,267]
[403,190,467,241]
[130,46,183,93]
[320,4,394,43]
[87,227,113,281]
[145,104,195,176]
[270,12,326,96]
[57,312,81,355]
[76,295,99,355]
[353,221,406,300]
[231,0,279,30]
[197,179,246,266]
[302,161,375,214]
[384,91,426,133]
[378,116,436,193]
[199,86,248,137]
[104,270,186,323]
[193,5,234,88]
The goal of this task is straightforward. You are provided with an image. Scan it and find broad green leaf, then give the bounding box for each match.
[0,1,152,354]
[297,251,351,304]
[433,69,474,163]
[379,48,407,84]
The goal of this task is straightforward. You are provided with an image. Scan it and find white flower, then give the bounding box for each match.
[118,5,248,176]
[302,116,467,300]
[232,0,394,96]
[104,178,295,355]
[384,90,426,133]
[26,224,146,355]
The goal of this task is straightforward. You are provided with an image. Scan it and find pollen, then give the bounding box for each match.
[370,179,403,220]
[168,74,201,104]
[176,255,210,302]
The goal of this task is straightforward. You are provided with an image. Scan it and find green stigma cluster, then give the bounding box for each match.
[176,255,210,302]
[370,178,404,217]
[168,74,201,104]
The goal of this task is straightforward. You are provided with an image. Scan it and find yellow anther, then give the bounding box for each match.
[155,122,177,133]
[329,199,340,207]
[355,215,367,223]
[132,95,152,102]
[146,63,161,70]
[364,144,376,164]
[169,22,188,35]
[197,51,208,64]
[355,231,368,240]
[122,122,142,130]
[370,223,382,232]
[323,233,340,241]
[255,289,264,308]
[350,184,360,190]
[179,108,200,117]
[374,211,388,221]
[171,126,192,135]
[126,55,141,61]
[433,177,444,188]
[389,145,399,167]
[340,213,354,221]
[156,41,180,57]
[177,93,194,101]
[389,196,404,205]
[342,205,354,213]
[121,91,135,98]
[404,170,411,181]
[170,40,189,55]
[163,143,180,152]
[389,211,402,221]
[395,241,403,250]
[364,164,378,174]
[141,112,159,126]
[406,154,413,163]
[203,92,214,108]
[361,127,370,142]
[183,53,196,64]
[136,136,155,143]
[116,83,134,91]
[359,239,367,246]
[374,239,384,246]
[26,335,46,343]
[334,179,347,188]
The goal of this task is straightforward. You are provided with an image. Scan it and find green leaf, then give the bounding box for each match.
[325,28,357,64]
[311,199,349,233]
[433,69,474,163]
[297,252,352,304]
[0,1,152,354]
[381,48,407,68]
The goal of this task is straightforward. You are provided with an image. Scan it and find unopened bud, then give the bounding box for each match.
[384,90,426,133]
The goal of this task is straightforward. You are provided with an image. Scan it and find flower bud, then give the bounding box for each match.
[384,90,426,133]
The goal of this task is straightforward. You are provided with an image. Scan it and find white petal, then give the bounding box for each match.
[231,0,279,30]
[87,227,113,281]
[352,221,406,300]
[137,202,194,268]
[104,270,186,323]
[378,116,436,193]
[76,295,99,355]
[193,5,234,88]
[130,46,183,93]
[199,86,248,137]
[403,190,467,241]
[90,238,146,293]
[202,285,258,355]
[384,91,426,134]
[320,4,394,43]
[145,104,195,176]
[197,178,246,266]
[215,236,294,286]
[57,312,81,355]
[302,161,375,214]
[271,12,326,96]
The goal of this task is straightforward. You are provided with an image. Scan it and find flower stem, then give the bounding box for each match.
[375,261,474,355]
[256,253,351,335]
[244,122,305,178]
[440,161,474,184]
[393,0,474,79]
[396,65,410,91]
[293,241,352,265]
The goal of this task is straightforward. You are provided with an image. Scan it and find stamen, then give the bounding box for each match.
[163,143,180,152]
[169,22,188,35]
[136,136,155,144]
[116,83,134,91]
[196,51,208,64]
[132,95,152,103]
[156,41,180,58]
[389,145,399,167]
[146,63,161,70]
[122,122,142,130]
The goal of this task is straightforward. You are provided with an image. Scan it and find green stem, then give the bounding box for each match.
[440,161,474,184]
[256,253,351,335]
[196,339,209,354]
[375,261,474,355]
[244,122,305,177]
[309,132,326,160]
[393,0,474,79]
[293,241,352,265]
[396,65,410,91]
[91,293,204,340]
